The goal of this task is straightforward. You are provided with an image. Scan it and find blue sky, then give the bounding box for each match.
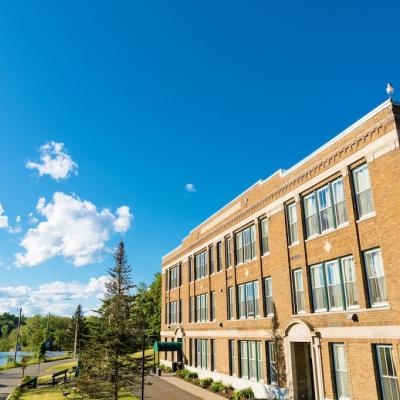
[0,1,398,315]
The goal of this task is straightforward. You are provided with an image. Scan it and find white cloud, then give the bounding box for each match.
[16,192,133,267]
[28,212,39,225]
[26,141,78,180]
[184,183,196,193]
[16,215,21,223]
[0,276,108,316]
[0,204,9,229]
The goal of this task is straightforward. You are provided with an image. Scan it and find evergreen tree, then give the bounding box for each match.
[78,241,142,399]
[66,304,88,357]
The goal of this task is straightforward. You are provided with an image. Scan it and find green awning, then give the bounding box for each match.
[153,341,182,352]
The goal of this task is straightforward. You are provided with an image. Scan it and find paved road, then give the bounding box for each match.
[0,358,73,400]
[134,375,203,400]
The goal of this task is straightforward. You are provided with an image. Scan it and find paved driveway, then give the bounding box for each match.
[0,358,73,400]
[134,375,203,400]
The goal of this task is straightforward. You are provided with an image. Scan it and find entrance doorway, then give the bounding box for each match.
[284,320,324,400]
[292,342,314,400]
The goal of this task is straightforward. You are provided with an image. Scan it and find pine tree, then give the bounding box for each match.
[78,241,142,399]
[66,305,88,358]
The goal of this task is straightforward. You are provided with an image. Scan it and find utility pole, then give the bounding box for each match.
[73,314,79,359]
[13,308,22,363]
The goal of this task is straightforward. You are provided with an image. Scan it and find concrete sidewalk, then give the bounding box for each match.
[136,375,225,400]
[159,375,225,400]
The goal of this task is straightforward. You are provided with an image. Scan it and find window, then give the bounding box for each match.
[332,179,348,226]
[352,164,374,218]
[238,281,259,319]
[304,178,348,238]
[311,264,327,312]
[210,291,216,321]
[376,345,400,400]
[195,293,209,322]
[332,344,350,400]
[304,193,319,237]
[189,257,193,282]
[169,265,179,290]
[264,277,273,316]
[325,260,344,310]
[168,301,178,324]
[318,185,335,232]
[189,297,194,322]
[226,237,232,268]
[211,339,217,371]
[364,248,388,306]
[196,339,208,369]
[236,225,256,264]
[209,246,215,274]
[229,340,236,376]
[310,256,359,313]
[228,287,235,320]
[341,257,359,308]
[240,341,263,381]
[293,269,305,313]
[189,339,193,366]
[260,218,269,254]
[287,203,298,245]
[195,251,207,280]
[267,342,277,385]
[217,242,222,271]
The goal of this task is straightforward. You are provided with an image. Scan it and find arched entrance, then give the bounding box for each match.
[174,327,184,363]
[284,320,324,400]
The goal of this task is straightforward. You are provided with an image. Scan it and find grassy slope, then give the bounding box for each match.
[19,386,138,399]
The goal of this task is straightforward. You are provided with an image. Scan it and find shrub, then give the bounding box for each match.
[231,387,255,400]
[199,377,213,388]
[159,364,172,373]
[176,369,189,378]
[187,371,198,380]
[193,378,201,386]
[224,384,234,393]
[210,380,225,392]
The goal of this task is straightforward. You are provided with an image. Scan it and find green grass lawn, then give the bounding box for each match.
[19,386,138,399]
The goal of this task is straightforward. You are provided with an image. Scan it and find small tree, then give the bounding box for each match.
[270,303,286,388]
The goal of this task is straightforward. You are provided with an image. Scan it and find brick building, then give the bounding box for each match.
[160,99,400,400]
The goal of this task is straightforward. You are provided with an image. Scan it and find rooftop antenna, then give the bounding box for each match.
[386,83,394,100]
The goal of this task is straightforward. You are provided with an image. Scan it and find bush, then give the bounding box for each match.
[199,377,213,388]
[224,384,234,393]
[187,371,198,380]
[176,369,189,379]
[159,364,172,373]
[231,387,255,400]
[193,378,201,386]
[210,380,225,392]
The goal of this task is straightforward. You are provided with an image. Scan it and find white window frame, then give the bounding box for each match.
[376,345,400,400]
[260,218,269,255]
[235,225,256,264]
[293,269,305,314]
[264,277,273,317]
[332,343,351,400]
[238,281,260,319]
[287,203,298,245]
[240,341,263,382]
[364,248,388,307]
[352,163,375,219]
